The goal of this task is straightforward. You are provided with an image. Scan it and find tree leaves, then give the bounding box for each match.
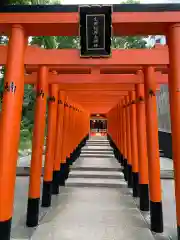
[10,0,59,4]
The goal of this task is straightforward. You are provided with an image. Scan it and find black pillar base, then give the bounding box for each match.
[150,201,163,233]
[0,218,12,240]
[123,158,128,181]
[70,150,77,164]
[132,172,139,197]
[26,198,40,227]
[139,184,149,211]
[74,150,79,161]
[74,147,80,160]
[52,171,60,195]
[177,226,180,240]
[59,163,66,186]
[69,152,75,165]
[114,149,118,160]
[41,181,52,208]
[117,151,122,164]
[127,164,133,188]
[64,161,70,180]
[113,149,116,157]
[120,154,124,166]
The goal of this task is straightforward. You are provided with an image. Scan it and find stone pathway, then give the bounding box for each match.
[30,137,155,240]
[11,136,177,239]
[16,139,174,179]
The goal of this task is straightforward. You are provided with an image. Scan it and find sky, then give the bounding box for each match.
[62,0,180,4]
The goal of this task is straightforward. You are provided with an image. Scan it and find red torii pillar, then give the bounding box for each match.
[168,24,180,239]
[26,66,48,227]
[129,91,139,197]
[122,98,128,181]
[144,66,163,233]
[41,84,59,207]
[135,82,149,212]
[60,97,71,186]
[0,25,26,238]
[125,95,133,188]
[52,91,66,194]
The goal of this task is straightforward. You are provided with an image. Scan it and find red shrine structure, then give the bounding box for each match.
[0,3,180,240]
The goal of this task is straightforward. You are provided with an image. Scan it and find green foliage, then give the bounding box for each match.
[30,36,57,49]
[10,0,33,4]
[10,0,60,4]
[19,84,36,151]
[112,36,146,49]
[30,36,79,49]
[56,36,79,49]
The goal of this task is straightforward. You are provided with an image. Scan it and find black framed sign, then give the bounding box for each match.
[79,5,112,58]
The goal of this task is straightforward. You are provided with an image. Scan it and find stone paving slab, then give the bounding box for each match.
[16,153,174,179]
[160,157,173,171]
[87,142,109,144]
[17,155,45,167]
[83,145,113,150]
[11,137,176,240]
[69,169,172,180]
[11,178,176,240]
[133,180,177,240]
[11,177,42,239]
[89,136,107,139]
[9,137,176,240]
[87,141,109,143]
[86,140,110,144]
[160,158,174,179]
[31,187,155,240]
[81,149,113,153]
[69,170,124,179]
[87,139,109,141]
[160,170,174,179]
[72,166,122,172]
[80,153,114,158]
[73,157,121,169]
[83,145,111,148]
[66,177,127,188]
[81,152,114,156]
[16,154,170,169]
[161,180,177,239]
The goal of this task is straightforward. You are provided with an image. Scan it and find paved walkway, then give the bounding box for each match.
[11,136,177,239]
[16,141,174,179]
[30,137,155,240]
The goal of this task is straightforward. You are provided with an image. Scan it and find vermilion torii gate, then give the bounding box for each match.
[0,54,168,235]
[0,44,169,113]
[0,3,180,240]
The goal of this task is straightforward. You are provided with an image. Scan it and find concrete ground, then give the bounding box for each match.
[11,137,177,239]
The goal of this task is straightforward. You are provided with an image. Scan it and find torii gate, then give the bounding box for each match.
[0,4,180,240]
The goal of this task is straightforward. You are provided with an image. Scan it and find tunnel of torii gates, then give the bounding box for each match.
[1,4,180,240]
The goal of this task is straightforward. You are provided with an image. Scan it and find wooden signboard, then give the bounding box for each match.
[79,5,112,57]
